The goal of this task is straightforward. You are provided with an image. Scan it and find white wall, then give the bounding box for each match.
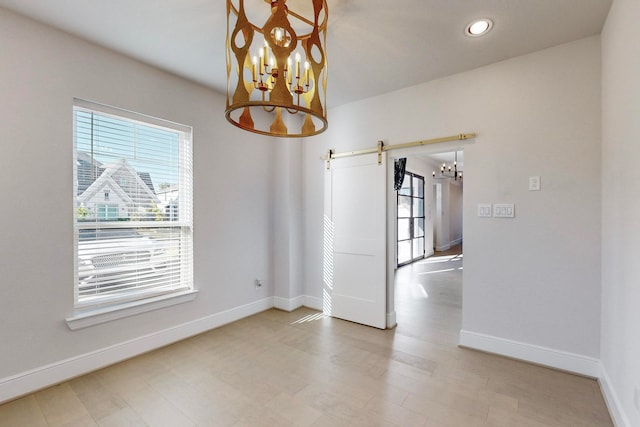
[303,36,601,370]
[601,0,640,425]
[0,7,278,398]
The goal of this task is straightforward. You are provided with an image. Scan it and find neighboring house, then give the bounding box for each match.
[76,153,161,221]
[157,185,179,221]
[76,151,103,195]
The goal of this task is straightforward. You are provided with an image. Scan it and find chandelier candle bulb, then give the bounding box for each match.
[264,42,269,69]
[305,61,310,86]
[252,57,257,82]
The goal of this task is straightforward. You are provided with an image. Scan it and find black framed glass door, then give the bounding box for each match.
[397,172,425,267]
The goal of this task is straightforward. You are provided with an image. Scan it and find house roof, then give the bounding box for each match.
[137,172,155,194]
[78,174,132,207]
[77,155,159,204]
[76,152,103,195]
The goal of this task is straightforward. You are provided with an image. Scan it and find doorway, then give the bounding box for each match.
[322,144,466,330]
[388,148,464,329]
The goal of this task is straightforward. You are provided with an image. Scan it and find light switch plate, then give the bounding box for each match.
[634,386,640,412]
[493,203,515,218]
[529,176,541,191]
[477,204,492,217]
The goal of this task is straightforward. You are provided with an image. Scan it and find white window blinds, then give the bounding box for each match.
[73,99,193,309]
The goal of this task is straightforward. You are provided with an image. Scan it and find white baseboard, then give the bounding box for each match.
[0,297,274,404]
[459,330,600,378]
[303,295,323,311]
[435,243,451,251]
[274,296,304,312]
[599,365,632,427]
[435,239,461,252]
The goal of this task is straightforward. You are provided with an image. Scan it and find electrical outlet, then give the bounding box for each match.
[255,279,262,290]
[634,386,640,412]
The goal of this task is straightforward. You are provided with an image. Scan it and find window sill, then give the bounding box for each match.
[66,290,199,330]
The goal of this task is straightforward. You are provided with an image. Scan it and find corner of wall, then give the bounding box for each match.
[599,364,633,427]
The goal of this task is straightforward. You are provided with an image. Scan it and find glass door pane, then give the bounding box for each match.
[413,197,424,217]
[412,238,424,259]
[398,241,412,265]
[413,176,424,198]
[398,218,411,240]
[414,218,425,238]
[397,196,411,217]
[399,175,411,195]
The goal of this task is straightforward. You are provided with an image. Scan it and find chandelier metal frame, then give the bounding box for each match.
[225,0,328,138]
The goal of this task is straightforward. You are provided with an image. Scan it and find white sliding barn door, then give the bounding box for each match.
[323,152,387,329]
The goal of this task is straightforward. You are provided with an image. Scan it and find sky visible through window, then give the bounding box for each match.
[75,110,180,190]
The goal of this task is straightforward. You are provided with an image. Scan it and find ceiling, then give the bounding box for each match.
[0,0,612,109]
[0,0,612,168]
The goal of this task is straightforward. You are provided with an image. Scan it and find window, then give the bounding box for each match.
[73,99,193,311]
[397,171,425,267]
[97,204,118,220]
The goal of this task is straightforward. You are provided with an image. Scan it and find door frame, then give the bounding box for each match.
[385,143,468,328]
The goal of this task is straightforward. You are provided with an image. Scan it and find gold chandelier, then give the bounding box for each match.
[225,0,328,138]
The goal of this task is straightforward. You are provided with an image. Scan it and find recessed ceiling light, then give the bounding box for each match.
[465,18,493,37]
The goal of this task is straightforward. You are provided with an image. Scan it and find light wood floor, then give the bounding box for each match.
[0,246,613,426]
